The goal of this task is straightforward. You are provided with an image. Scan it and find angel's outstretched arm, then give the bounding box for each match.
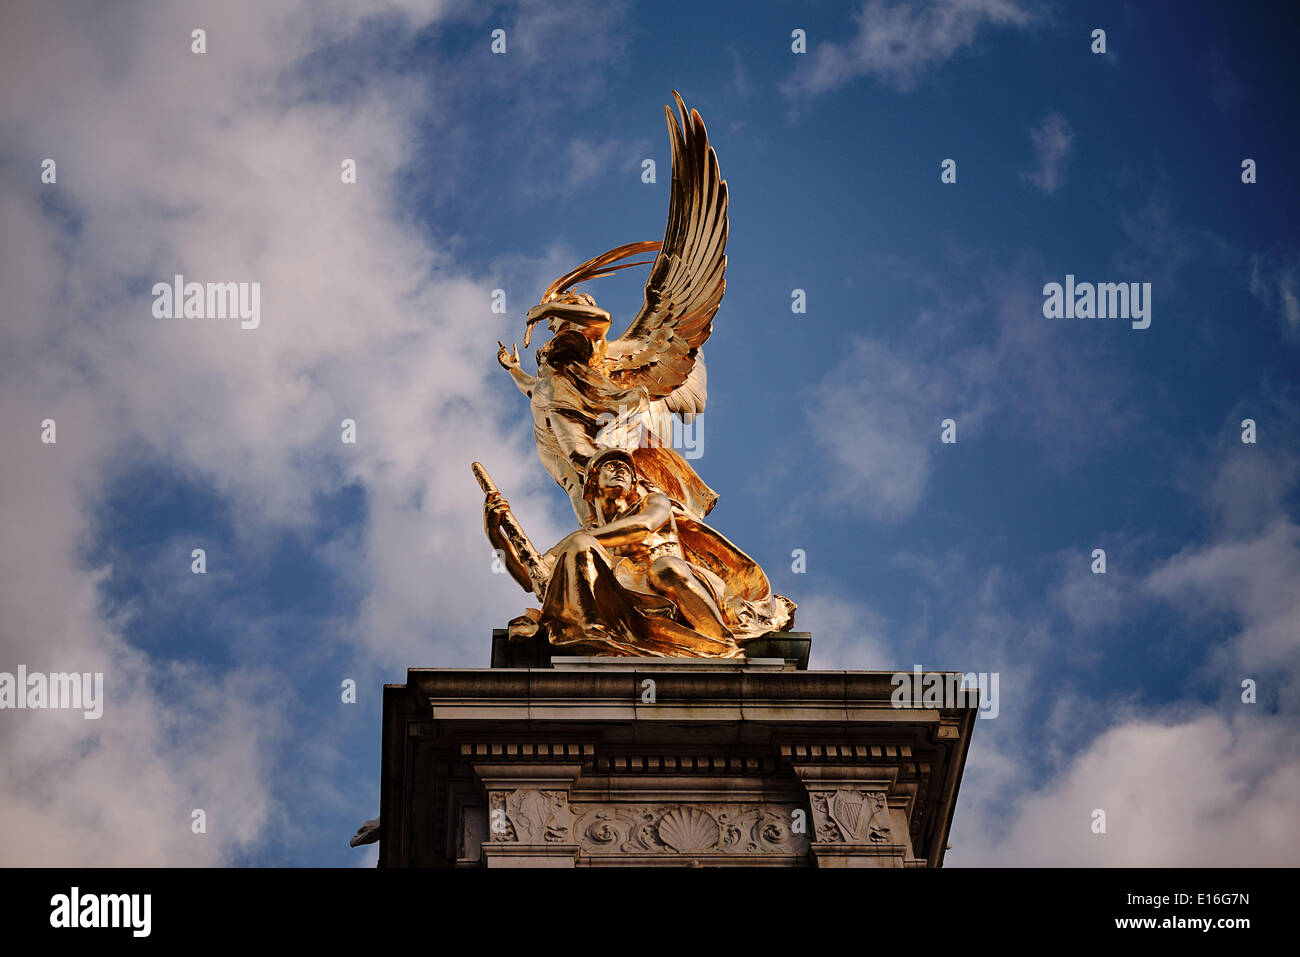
[497,340,535,397]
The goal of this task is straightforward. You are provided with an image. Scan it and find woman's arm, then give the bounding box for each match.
[588,492,672,547]
[483,491,535,591]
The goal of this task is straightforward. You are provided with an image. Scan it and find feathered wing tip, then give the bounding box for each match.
[599,89,726,406]
[537,90,705,306]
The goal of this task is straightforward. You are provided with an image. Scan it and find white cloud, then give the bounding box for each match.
[952,712,1300,865]
[1143,448,1300,693]
[951,447,1300,865]
[0,0,590,864]
[1146,520,1300,697]
[799,593,892,670]
[1201,447,1299,539]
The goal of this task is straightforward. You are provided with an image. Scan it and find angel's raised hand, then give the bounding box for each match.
[496,340,520,371]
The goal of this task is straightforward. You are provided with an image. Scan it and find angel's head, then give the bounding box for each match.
[554,291,598,309]
[537,329,593,369]
[523,291,610,348]
[525,241,660,348]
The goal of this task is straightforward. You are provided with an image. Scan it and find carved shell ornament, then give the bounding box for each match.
[656,806,721,852]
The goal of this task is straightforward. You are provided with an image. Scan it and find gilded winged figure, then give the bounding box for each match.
[481,92,794,656]
[497,90,724,525]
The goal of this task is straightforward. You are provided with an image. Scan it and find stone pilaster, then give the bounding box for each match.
[795,765,919,867]
[474,763,582,867]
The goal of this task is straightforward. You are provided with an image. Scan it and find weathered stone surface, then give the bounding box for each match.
[378,654,976,867]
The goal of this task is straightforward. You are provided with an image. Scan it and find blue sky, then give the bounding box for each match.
[1,0,1297,866]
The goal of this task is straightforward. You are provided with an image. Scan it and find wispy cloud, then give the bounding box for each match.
[1022,112,1073,195]
[804,256,1139,521]
[1250,252,1300,333]
[517,136,650,200]
[782,0,1035,97]
[726,43,750,99]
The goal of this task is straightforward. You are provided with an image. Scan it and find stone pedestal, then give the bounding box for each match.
[378,648,976,867]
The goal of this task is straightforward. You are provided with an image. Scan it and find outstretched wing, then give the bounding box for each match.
[605,91,727,412]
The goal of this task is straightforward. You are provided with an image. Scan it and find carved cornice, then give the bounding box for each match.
[571,803,810,857]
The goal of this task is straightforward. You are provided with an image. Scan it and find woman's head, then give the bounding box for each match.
[582,447,639,515]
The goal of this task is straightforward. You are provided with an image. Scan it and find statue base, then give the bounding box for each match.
[490,628,812,670]
[378,639,976,867]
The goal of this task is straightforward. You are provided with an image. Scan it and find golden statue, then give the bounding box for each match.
[477,92,794,658]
